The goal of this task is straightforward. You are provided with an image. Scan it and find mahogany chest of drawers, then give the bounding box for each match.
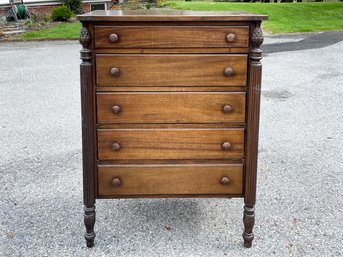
[77,10,267,248]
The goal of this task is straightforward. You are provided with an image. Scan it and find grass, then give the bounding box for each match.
[16,2,343,39]
[163,2,343,34]
[19,22,81,40]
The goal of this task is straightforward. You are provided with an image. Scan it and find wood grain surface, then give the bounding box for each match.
[94,26,249,48]
[97,128,244,160]
[96,54,247,87]
[77,10,268,22]
[97,92,246,124]
[98,164,243,196]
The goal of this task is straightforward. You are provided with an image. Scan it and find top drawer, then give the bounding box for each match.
[94,26,249,49]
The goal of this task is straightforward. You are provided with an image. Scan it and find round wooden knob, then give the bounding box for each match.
[220,176,230,185]
[222,142,231,150]
[111,105,121,114]
[112,178,121,187]
[109,33,119,43]
[110,67,120,77]
[111,142,121,151]
[226,33,235,42]
[224,68,234,77]
[222,105,232,114]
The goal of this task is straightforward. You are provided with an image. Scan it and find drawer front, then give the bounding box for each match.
[94,26,249,48]
[98,164,243,196]
[98,128,244,160]
[97,92,246,124]
[96,54,247,87]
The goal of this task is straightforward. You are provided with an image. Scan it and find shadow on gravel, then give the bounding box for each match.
[263,31,343,54]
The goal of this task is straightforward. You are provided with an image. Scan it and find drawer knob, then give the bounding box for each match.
[222,142,231,150]
[224,68,234,77]
[226,33,236,42]
[112,178,121,187]
[111,105,121,114]
[110,67,120,77]
[222,104,232,114]
[220,176,230,185]
[111,143,121,151]
[109,33,119,43]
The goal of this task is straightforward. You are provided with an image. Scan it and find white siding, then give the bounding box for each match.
[0,0,107,6]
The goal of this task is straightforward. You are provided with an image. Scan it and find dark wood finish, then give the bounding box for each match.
[97,128,244,160]
[224,67,234,77]
[95,47,250,54]
[96,86,247,92]
[97,92,246,124]
[98,159,244,166]
[109,33,119,42]
[243,22,264,248]
[79,22,96,248]
[111,178,121,187]
[110,67,120,77]
[84,206,96,247]
[77,10,268,22]
[111,142,120,151]
[111,105,121,114]
[226,33,235,42]
[220,176,230,185]
[98,164,243,196]
[98,123,246,130]
[96,54,248,87]
[94,26,249,48]
[78,10,266,248]
[223,105,233,114]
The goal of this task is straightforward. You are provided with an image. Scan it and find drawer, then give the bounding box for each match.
[96,54,247,87]
[98,128,244,160]
[94,26,249,48]
[98,164,243,196]
[97,92,246,124]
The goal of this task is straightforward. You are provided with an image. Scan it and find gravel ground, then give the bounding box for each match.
[0,34,342,257]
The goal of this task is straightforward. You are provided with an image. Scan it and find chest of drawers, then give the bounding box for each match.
[77,10,267,248]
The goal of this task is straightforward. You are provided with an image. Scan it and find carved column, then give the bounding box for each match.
[79,23,96,248]
[243,21,264,248]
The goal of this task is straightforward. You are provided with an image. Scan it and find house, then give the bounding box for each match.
[0,0,113,19]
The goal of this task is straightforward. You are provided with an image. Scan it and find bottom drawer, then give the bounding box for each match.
[98,164,243,196]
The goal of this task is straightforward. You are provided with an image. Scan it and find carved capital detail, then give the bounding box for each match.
[79,25,92,63]
[79,26,91,48]
[251,24,264,49]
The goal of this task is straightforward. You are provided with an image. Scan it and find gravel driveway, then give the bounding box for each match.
[0,33,342,256]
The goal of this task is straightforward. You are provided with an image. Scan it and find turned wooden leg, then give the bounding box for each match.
[84,205,96,247]
[243,205,255,248]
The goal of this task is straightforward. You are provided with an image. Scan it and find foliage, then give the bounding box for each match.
[163,2,343,33]
[20,22,81,40]
[25,15,50,29]
[64,0,82,14]
[145,0,152,9]
[156,0,166,7]
[51,5,73,21]
[16,2,343,40]
[125,0,142,9]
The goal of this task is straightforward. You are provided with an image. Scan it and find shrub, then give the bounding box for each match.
[145,0,152,9]
[64,0,82,14]
[126,0,141,10]
[51,5,73,21]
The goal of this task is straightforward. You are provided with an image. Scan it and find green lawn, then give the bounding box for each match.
[17,2,343,40]
[20,22,81,40]
[164,2,343,34]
